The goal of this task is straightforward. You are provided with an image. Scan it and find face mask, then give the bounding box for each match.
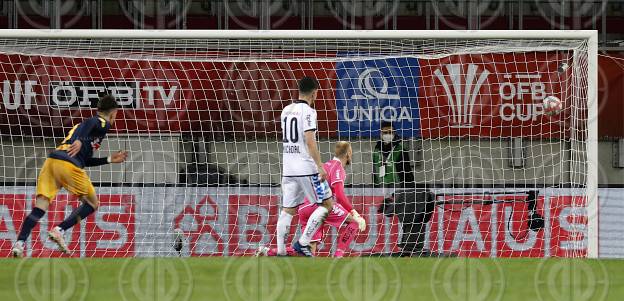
[382,134,394,143]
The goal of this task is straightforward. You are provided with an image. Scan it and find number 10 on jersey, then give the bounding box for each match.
[282,116,301,154]
[282,116,299,143]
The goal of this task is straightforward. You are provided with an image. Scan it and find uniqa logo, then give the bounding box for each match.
[434,64,490,128]
[343,67,411,123]
[351,67,400,100]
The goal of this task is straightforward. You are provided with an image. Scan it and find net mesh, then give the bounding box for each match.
[0,37,591,257]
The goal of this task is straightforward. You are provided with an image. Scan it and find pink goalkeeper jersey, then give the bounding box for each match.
[324,157,354,212]
[324,157,346,186]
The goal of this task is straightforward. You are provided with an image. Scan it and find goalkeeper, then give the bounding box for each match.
[12,95,127,257]
[257,141,366,257]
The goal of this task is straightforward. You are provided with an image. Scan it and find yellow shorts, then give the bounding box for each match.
[35,158,96,201]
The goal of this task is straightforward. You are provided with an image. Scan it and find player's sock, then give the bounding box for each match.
[276,211,293,255]
[17,207,46,241]
[58,202,95,231]
[335,221,358,257]
[299,206,328,246]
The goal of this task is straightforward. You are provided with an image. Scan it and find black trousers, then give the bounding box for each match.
[379,189,436,256]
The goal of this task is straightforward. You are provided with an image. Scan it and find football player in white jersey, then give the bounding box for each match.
[277,76,333,257]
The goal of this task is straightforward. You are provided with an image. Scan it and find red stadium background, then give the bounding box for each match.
[2,51,622,138]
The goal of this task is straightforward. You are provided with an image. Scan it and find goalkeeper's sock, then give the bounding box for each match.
[267,247,295,256]
[17,207,46,241]
[276,211,293,255]
[58,202,95,231]
[299,206,328,246]
[335,221,358,257]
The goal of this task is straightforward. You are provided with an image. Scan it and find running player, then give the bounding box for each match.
[11,95,128,257]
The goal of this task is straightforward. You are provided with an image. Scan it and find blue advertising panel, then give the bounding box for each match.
[335,57,420,137]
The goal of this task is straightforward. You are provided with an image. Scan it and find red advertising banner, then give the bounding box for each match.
[179,194,401,257]
[3,51,623,138]
[228,194,281,256]
[427,194,587,257]
[0,54,338,137]
[549,196,588,257]
[0,194,134,258]
[0,190,587,257]
[418,52,572,138]
[173,195,227,256]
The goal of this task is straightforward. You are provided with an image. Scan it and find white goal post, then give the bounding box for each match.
[0,30,597,258]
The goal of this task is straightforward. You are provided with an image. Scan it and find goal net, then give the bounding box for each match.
[0,30,597,258]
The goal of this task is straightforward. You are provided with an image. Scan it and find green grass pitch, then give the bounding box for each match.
[0,257,622,301]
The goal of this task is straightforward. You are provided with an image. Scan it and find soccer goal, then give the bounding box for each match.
[0,30,597,258]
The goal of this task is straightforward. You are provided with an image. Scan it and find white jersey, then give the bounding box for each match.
[281,100,318,176]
